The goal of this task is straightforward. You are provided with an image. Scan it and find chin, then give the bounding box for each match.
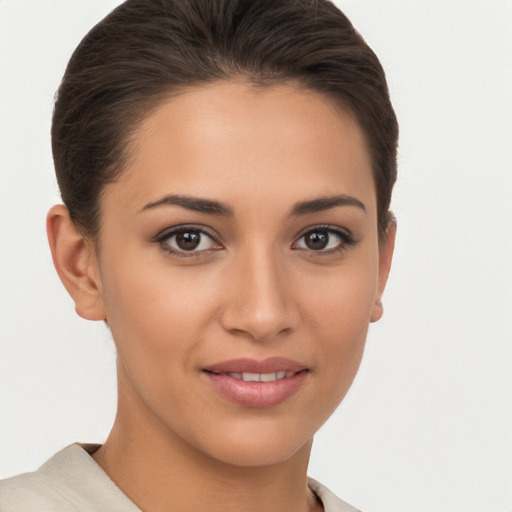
[191,419,315,468]
[210,439,311,468]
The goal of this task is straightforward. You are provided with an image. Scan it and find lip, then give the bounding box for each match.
[204,357,308,374]
[202,357,309,409]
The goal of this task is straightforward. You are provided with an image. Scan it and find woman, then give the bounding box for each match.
[0,0,397,510]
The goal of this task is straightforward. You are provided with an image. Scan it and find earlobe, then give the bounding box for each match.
[46,205,106,321]
[370,220,397,323]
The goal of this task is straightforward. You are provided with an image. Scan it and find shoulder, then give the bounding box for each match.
[0,443,140,512]
[0,469,79,511]
[308,477,362,512]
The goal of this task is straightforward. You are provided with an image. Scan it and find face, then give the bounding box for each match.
[86,82,393,467]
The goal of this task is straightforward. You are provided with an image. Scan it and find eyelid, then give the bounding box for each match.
[292,224,356,252]
[153,224,223,256]
[154,224,218,241]
[152,223,356,257]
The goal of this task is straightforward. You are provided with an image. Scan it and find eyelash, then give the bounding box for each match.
[292,224,356,255]
[154,225,221,258]
[154,224,356,258]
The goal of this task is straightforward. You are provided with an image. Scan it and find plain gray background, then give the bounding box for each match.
[1,1,511,511]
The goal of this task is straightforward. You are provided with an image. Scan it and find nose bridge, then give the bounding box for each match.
[221,243,298,341]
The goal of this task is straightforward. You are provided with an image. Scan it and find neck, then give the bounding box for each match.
[92,369,322,512]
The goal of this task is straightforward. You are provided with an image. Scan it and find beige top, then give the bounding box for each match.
[0,443,361,511]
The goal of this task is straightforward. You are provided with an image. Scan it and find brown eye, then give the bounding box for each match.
[294,227,354,252]
[161,228,219,253]
[175,231,201,251]
[303,231,329,250]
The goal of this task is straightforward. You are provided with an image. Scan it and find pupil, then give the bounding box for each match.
[306,231,328,250]
[176,231,200,251]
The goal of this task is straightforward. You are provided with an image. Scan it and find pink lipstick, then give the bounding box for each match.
[202,357,309,408]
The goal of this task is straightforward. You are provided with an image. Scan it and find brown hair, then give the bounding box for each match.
[52,0,398,239]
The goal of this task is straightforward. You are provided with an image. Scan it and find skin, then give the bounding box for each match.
[47,81,395,512]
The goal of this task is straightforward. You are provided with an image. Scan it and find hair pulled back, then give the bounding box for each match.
[52,0,398,239]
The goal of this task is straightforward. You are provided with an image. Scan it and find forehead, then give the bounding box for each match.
[107,81,376,217]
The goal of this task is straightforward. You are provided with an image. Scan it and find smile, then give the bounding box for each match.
[202,357,309,408]
[215,371,297,382]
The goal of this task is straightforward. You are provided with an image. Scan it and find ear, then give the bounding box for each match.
[47,205,106,321]
[370,219,397,323]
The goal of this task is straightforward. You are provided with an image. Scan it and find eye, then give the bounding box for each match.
[157,227,220,255]
[293,226,354,252]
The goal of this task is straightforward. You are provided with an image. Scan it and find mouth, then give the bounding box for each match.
[203,356,308,375]
[207,370,299,382]
[202,357,309,408]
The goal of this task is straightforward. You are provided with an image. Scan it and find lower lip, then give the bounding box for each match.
[203,371,308,408]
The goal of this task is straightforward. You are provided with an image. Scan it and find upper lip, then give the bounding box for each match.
[203,357,308,374]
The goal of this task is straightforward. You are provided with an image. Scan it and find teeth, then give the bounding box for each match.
[239,372,258,382]
[225,371,294,382]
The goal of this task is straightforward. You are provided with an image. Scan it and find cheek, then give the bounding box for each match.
[300,262,378,407]
[98,254,220,377]
[303,257,378,334]
[98,262,222,429]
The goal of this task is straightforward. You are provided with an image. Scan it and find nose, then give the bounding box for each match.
[220,248,300,342]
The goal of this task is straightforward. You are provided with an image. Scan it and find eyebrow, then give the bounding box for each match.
[140,193,365,217]
[291,195,366,216]
[141,194,234,216]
